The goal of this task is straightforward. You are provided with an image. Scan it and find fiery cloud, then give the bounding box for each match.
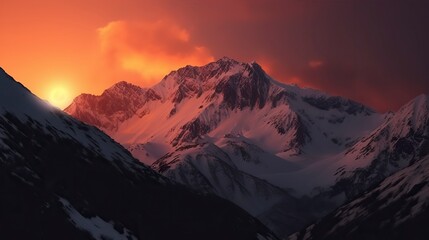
[98,20,214,86]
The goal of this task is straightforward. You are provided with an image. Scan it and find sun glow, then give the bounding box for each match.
[48,85,72,109]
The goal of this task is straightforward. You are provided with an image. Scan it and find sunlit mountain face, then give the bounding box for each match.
[66,58,429,238]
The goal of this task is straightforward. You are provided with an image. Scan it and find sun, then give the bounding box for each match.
[48,86,71,109]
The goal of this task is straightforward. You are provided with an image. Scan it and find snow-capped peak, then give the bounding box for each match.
[103,80,146,96]
[217,56,240,63]
[157,58,266,87]
[64,80,161,131]
[150,58,271,109]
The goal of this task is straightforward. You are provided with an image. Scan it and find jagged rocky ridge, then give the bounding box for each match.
[66,81,161,130]
[66,57,429,238]
[0,67,278,240]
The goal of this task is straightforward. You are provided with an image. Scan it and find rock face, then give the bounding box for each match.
[0,67,278,240]
[66,57,429,238]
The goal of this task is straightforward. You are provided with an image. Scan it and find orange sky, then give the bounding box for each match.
[0,1,215,108]
[1,0,428,111]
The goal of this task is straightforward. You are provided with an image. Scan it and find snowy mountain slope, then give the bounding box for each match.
[152,141,294,216]
[290,154,429,240]
[333,94,429,199]
[66,58,387,236]
[66,58,382,194]
[0,67,278,240]
[65,57,429,239]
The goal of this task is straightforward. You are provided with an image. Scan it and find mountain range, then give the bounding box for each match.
[65,57,429,238]
[2,56,428,239]
[0,67,277,240]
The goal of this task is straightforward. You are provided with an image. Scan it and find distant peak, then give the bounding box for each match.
[107,81,144,91]
[100,81,146,98]
[248,61,264,71]
[249,60,262,67]
[212,57,267,76]
[215,57,265,73]
[216,56,240,64]
[162,57,267,82]
[115,80,130,85]
[111,81,141,89]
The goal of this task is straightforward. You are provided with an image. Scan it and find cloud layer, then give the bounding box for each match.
[98,20,213,86]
